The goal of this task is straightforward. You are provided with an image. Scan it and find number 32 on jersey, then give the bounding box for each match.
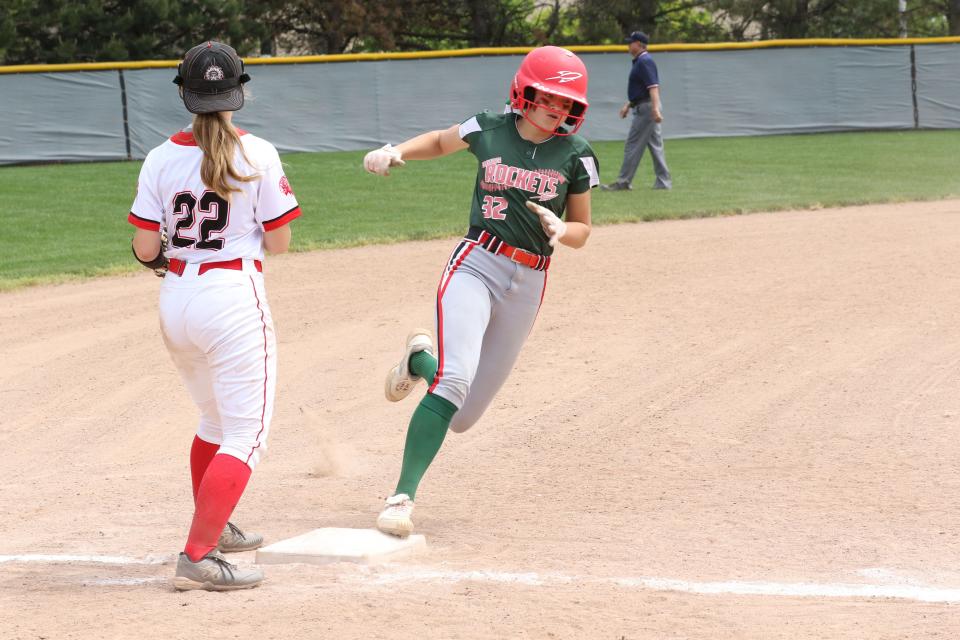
[481,195,508,220]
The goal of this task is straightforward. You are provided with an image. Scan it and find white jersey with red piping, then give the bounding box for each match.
[128,128,300,263]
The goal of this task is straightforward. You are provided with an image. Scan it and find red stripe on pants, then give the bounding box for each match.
[429,243,475,394]
[245,274,269,465]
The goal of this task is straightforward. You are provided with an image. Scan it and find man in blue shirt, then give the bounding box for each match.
[602,31,672,191]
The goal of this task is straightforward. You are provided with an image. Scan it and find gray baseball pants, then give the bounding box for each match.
[428,236,547,434]
[614,100,672,189]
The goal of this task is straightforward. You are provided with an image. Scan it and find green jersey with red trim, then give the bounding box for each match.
[459,111,599,256]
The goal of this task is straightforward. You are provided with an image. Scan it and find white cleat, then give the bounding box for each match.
[384,329,434,402]
[376,493,415,537]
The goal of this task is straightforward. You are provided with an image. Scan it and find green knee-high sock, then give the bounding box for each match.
[394,392,457,500]
[410,350,438,384]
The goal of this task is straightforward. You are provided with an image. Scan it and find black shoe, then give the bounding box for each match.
[600,182,631,191]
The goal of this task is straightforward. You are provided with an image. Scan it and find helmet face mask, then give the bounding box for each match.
[515,86,586,136]
[510,46,589,136]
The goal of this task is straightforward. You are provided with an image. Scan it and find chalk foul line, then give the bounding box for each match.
[3,555,959,603]
[362,566,960,604]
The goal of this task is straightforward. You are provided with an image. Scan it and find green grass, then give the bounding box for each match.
[1,130,958,290]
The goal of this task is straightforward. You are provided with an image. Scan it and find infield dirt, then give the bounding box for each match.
[3,200,960,639]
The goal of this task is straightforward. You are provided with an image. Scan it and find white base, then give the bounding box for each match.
[255,527,426,565]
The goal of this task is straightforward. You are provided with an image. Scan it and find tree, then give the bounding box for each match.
[267,0,544,54]
[759,0,841,39]
[376,0,537,51]
[3,0,956,65]
[947,0,960,34]
[1,0,274,65]
[709,0,951,39]
[261,0,406,54]
[570,0,726,44]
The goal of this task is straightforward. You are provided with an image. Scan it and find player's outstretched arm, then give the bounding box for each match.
[363,144,405,176]
[397,124,469,160]
[363,124,467,176]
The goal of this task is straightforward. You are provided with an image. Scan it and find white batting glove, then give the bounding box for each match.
[526,200,567,248]
[363,143,405,176]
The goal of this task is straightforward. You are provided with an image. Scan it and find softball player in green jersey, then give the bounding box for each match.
[363,46,600,536]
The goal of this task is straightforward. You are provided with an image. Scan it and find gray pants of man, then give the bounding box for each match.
[615,100,672,189]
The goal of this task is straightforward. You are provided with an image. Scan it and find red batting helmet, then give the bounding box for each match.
[510,46,589,135]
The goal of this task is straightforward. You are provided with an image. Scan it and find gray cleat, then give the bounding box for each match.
[172,550,264,591]
[217,521,264,553]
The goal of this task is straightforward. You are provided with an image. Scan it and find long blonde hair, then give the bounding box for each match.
[192,112,257,199]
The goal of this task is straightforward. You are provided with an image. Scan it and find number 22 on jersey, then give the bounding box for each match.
[481,195,508,220]
[171,190,229,250]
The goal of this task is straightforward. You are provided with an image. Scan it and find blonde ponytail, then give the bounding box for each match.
[192,112,257,199]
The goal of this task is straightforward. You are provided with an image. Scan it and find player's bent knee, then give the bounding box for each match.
[430,380,469,410]
[217,419,270,470]
[217,442,266,471]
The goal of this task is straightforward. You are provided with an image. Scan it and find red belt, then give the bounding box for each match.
[168,258,262,276]
[467,227,550,271]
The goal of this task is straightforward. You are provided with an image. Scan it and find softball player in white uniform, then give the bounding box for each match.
[364,46,599,537]
[129,41,300,591]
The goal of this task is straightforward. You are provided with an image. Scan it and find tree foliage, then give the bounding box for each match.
[1,0,956,64]
[0,0,274,64]
[263,0,546,54]
[711,0,951,39]
[560,0,726,44]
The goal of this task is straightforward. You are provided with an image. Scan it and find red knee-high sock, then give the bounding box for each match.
[189,435,220,503]
[183,454,252,562]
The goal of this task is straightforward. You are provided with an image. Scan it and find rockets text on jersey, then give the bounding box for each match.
[459,111,598,256]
